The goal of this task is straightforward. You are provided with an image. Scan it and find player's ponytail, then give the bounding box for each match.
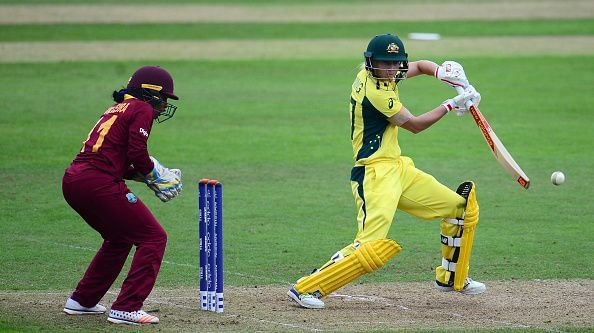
[112,88,127,103]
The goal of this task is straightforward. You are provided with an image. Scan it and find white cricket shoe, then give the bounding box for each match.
[107,309,159,325]
[288,287,324,309]
[435,277,486,295]
[63,297,106,315]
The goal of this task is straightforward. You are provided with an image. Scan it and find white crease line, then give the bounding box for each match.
[19,236,291,284]
[329,293,409,309]
[330,293,534,330]
[15,237,550,332]
[139,292,326,332]
[2,289,323,332]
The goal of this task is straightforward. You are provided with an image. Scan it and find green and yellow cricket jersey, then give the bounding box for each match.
[350,69,403,166]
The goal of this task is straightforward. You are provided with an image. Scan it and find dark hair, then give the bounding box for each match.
[112,88,127,103]
[112,87,168,110]
[111,85,178,123]
[112,87,156,103]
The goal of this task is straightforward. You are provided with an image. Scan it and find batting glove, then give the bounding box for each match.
[441,85,481,116]
[145,156,183,202]
[435,61,469,89]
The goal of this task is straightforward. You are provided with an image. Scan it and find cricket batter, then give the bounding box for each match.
[288,34,485,309]
[62,66,182,324]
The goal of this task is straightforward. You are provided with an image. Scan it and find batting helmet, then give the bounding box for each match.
[127,66,178,100]
[124,66,179,123]
[364,34,409,82]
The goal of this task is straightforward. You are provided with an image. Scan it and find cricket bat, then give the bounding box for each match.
[456,87,530,189]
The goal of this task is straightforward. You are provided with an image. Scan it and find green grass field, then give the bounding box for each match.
[2,20,594,41]
[0,1,593,332]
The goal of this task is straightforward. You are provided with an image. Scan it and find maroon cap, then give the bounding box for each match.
[127,66,178,100]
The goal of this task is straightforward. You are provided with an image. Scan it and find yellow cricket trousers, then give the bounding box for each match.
[333,157,466,269]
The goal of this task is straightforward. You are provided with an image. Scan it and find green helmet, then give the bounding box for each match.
[364,33,409,82]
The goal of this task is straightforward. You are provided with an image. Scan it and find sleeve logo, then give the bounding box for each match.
[388,98,394,109]
[139,128,149,137]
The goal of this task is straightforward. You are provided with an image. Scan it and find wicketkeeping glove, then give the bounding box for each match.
[145,156,183,202]
[435,61,469,88]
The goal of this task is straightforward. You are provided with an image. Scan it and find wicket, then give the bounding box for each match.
[198,179,224,313]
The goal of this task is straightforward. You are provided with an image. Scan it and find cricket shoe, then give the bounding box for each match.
[107,309,159,325]
[63,297,106,315]
[288,287,324,309]
[435,278,486,295]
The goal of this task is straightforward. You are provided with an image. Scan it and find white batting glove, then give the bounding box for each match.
[442,85,481,117]
[145,156,183,202]
[435,61,469,88]
[451,85,481,116]
[441,85,480,115]
[465,85,481,106]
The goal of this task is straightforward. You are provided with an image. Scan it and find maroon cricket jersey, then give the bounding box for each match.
[72,97,155,179]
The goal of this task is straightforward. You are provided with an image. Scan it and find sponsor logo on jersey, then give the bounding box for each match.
[352,76,364,93]
[139,128,149,137]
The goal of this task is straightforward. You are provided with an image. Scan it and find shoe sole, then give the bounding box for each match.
[109,317,159,325]
[63,308,105,315]
[460,285,486,295]
[107,315,159,325]
[434,282,486,295]
[108,317,141,325]
[287,290,324,309]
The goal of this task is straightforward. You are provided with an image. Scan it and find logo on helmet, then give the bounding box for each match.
[386,43,400,54]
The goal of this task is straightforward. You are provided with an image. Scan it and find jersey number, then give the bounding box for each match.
[81,115,118,153]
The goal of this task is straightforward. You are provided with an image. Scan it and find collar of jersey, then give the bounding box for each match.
[124,94,137,100]
[366,72,396,90]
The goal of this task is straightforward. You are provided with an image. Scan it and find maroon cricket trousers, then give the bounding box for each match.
[62,163,167,311]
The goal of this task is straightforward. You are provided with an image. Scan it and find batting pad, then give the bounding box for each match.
[436,182,479,291]
[454,182,479,291]
[294,239,401,297]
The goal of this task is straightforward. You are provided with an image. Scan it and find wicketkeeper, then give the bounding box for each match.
[288,34,485,309]
[62,66,182,324]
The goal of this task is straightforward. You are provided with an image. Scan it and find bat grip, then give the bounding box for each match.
[455,86,474,108]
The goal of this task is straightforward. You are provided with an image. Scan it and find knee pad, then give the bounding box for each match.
[294,239,402,297]
[437,181,479,291]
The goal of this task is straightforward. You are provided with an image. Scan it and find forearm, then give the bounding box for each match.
[400,105,449,134]
[407,60,439,78]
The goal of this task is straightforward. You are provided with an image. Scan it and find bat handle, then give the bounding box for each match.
[455,86,474,109]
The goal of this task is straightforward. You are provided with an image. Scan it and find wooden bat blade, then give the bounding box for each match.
[468,105,530,189]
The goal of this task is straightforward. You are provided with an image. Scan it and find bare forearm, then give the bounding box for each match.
[407,60,439,78]
[399,105,449,134]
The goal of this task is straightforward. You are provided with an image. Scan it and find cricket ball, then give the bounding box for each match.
[551,171,565,186]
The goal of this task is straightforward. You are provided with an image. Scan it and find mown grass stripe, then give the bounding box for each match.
[1,19,593,42]
[0,0,433,4]
[1,2,593,24]
[1,36,593,63]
